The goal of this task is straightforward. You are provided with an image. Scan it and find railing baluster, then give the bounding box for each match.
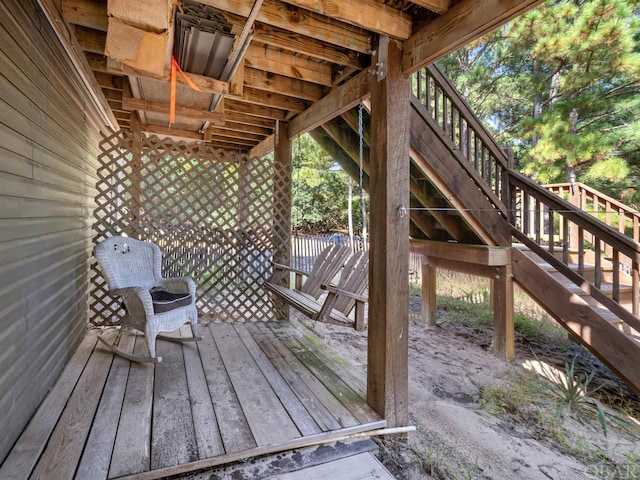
[523,193,530,236]
[562,216,569,265]
[633,261,639,317]
[535,198,541,244]
[578,227,584,275]
[612,249,620,302]
[595,238,602,288]
[548,208,555,256]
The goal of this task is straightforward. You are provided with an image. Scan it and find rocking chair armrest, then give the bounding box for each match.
[112,286,156,318]
[271,263,308,277]
[321,284,368,303]
[157,276,196,296]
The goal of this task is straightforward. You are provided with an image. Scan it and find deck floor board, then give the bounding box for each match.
[0,320,385,480]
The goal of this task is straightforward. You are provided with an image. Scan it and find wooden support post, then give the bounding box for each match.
[273,120,292,319]
[367,38,410,427]
[492,265,514,361]
[421,260,437,325]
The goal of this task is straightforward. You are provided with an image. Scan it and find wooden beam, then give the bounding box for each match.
[239,86,308,113]
[409,239,510,266]
[94,72,124,91]
[402,0,545,74]
[320,119,370,175]
[225,111,276,129]
[409,0,450,15]
[244,67,324,102]
[288,68,370,139]
[215,120,273,136]
[122,97,226,124]
[409,178,467,241]
[112,62,230,96]
[250,21,362,67]
[61,0,107,31]
[249,134,275,158]
[226,99,287,120]
[245,43,333,86]
[308,128,370,191]
[72,24,105,54]
[208,126,265,143]
[421,260,437,325]
[272,120,292,317]
[367,38,410,427]
[279,0,411,39]
[80,48,231,96]
[133,122,204,141]
[201,0,372,53]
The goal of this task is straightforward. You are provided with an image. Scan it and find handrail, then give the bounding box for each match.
[544,182,640,243]
[511,171,640,326]
[414,65,512,208]
[414,65,640,325]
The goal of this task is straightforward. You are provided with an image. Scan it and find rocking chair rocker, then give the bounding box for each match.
[94,235,201,363]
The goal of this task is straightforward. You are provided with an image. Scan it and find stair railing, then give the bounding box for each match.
[414,65,640,328]
[413,66,513,209]
[544,182,640,243]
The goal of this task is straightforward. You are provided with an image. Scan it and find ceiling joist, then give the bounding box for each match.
[278,0,412,39]
[200,0,372,53]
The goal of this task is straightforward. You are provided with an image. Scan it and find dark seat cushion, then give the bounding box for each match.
[150,288,192,313]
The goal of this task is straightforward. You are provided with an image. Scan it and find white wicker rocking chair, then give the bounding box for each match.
[95,235,200,363]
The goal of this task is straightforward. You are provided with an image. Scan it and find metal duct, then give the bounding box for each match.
[174,0,235,79]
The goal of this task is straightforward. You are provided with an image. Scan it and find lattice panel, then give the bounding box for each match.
[90,130,290,325]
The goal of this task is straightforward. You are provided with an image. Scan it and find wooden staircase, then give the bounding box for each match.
[314,64,640,397]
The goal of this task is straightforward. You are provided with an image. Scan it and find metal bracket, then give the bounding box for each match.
[368,36,388,81]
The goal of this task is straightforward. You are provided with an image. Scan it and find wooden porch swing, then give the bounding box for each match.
[264,247,369,331]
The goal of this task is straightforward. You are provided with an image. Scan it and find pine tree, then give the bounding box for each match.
[439,0,640,205]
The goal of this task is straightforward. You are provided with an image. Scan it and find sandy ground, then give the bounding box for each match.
[294,299,640,480]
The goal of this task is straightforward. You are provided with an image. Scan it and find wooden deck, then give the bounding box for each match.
[0,319,385,480]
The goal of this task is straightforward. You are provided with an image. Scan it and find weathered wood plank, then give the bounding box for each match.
[198,324,256,453]
[288,69,370,139]
[410,239,510,266]
[368,38,410,427]
[245,323,343,432]
[31,332,115,479]
[257,323,359,428]
[122,97,225,124]
[245,43,333,87]
[211,322,301,446]
[268,322,379,424]
[235,324,322,436]
[200,0,372,53]
[179,326,225,459]
[284,318,367,395]
[75,330,136,480]
[151,334,198,470]
[0,330,98,480]
[279,0,411,39]
[115,423,387,480]
[108,332,155,478]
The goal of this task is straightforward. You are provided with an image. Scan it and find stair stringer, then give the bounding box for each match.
[512,247,640,397]
[409,103,511,246]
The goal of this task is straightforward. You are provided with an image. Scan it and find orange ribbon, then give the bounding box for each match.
[170,56,205,124]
